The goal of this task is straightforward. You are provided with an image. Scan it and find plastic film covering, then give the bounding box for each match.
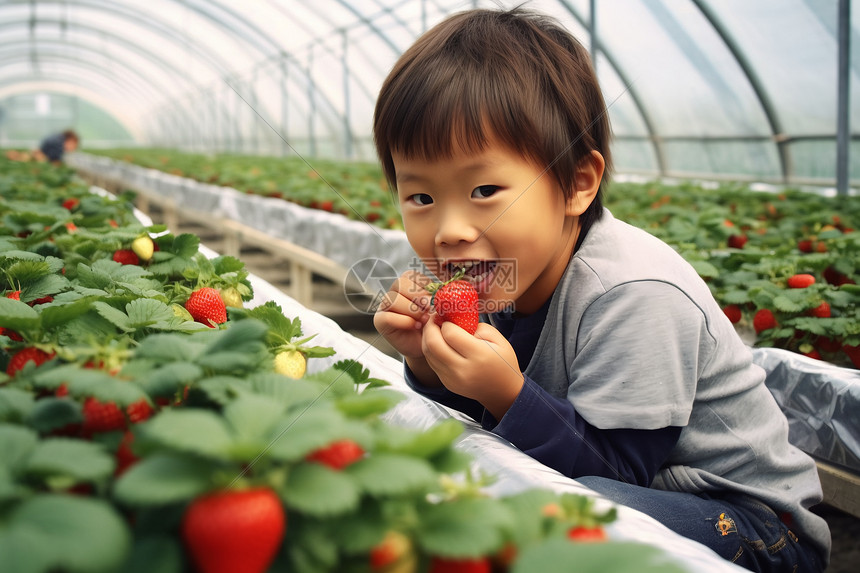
[67,152,417,274]
[753,348,860,473]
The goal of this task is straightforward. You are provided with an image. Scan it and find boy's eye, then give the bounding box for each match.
[471,185,499,199]
[409,193,433,205]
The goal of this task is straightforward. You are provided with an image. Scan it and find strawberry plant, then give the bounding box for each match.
[1,156,693,573]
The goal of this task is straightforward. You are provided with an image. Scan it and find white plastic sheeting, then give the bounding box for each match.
[67,151,418,274]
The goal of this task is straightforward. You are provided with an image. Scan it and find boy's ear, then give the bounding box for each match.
[565,151,605,217]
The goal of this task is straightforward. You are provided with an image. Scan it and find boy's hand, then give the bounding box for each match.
[373,270,433,360]
[422,317,524,420]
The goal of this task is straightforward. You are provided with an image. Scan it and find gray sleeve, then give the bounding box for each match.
[566,280,716,429]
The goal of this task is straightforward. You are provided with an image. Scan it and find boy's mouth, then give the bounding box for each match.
[445,260,497,288]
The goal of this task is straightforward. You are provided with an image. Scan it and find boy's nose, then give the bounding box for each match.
[434,209,481,247]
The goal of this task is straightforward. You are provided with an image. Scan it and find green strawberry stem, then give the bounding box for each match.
[425,266,467,298]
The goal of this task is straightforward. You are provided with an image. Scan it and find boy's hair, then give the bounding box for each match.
[373,7,612,229]
[62,130,80,143]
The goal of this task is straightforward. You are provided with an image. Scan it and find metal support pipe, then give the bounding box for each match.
[308,45,316,157]
[589,0,597,71]
[342,29,352,159]
[837,0,851,195]
[281,57,289,157]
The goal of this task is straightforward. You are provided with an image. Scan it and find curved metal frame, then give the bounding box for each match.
[688,0,790,183]
[555,0,668,175]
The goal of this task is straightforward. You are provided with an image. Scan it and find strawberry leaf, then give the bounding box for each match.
[0,297,40,332]
[266,406,350,462]
[282,463,360,516]
[125,299,175,328]
[246,373,328,408]
[415,497,512,557]
[0,423,38,473]
[335,389,404,418]
[346,454,437,496]
[377,419,463,459]
[135,362,203,398]
[140,409,234,459]
[0,388,35,424]
[38,297,97,331]
[113,453,216,505]
[329,500,389,553]
[773,295,803,313]
[120,536,184,573]
[92,301,133,332]
[25,398,82,434]
[512,539,688,573]
[34,366,148,406]
[0,494,130,573]
[25,438,114,482]
[222,394,286,443]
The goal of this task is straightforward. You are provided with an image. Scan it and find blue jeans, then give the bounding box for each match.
[577,476,824,573]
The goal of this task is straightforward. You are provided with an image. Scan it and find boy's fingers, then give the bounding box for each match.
[390,272,432,311]
[376,290,428,321]
[374,309,421,334]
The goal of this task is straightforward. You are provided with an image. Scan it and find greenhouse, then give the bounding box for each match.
[0,1,859,573]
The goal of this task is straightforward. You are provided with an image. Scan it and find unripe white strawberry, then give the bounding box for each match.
[131,235,155,261]
[220,287,244,309]
[273,350,306,379]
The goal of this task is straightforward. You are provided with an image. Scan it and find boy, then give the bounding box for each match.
[372,7,829,572]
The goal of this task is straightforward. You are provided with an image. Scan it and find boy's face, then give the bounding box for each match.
[392,138,584,315]
[64,139,79,152]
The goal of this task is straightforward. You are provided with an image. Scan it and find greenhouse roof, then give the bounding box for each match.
[0,0,856,188]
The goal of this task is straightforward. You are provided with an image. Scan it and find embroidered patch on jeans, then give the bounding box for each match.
[716,513,737,536]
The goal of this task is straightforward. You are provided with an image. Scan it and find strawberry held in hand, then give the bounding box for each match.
[186,287,228,327]
[427,270,479,335]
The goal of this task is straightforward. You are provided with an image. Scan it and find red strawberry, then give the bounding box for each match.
[182,488,286,573]
[843,344,860,369]
[6,348,55,376]
[185,288,228,327]
[722,304,742,324]
[65,222,78,233]
[81,398,126,434]
[431,280,479,334]
[114,430,139,476]
[62,197,80,210]
[797,239,813,253]
[305,439,365,470]
[319,200,334,212]
[428,556,491,573]
[824,266,855,286]
[5,290,21,300]
[727,234,748,249]
[370,530,412,570]
[808,301,831,318]
[81,398,153,435]
[787,274,815,289]
[816,336,842,354]
[112,249,139,265]
[753,309,777,334]
[800,348,822,360]
[567,525,609,542]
